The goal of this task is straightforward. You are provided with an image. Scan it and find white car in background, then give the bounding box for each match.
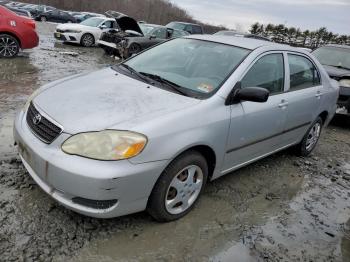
[54,17,117,47]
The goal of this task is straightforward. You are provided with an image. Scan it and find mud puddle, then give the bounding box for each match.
[1,22,350,262]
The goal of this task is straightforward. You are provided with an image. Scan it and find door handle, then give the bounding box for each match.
[278,100,289,108]
[315,91,323,99]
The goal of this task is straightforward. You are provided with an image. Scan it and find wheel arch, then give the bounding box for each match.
[319,110,329,124]
[168,144,217,181]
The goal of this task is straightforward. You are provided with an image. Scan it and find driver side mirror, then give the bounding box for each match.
[149,35,156,40]
[225,83,269,105]
[99,25,108,30]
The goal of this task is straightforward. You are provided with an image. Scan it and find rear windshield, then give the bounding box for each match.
[313,47,350,70]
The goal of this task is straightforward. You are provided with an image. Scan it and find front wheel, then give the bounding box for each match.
[295,117,323,156]
[40,16,47,22]
[147,151,208,222]
[0,34,20,58]
[80,34,95,47]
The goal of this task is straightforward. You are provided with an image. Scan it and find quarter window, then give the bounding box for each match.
[288,54,321,90]
[241,53,285,94]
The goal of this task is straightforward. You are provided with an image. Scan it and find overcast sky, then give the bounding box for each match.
[171,0,350,35]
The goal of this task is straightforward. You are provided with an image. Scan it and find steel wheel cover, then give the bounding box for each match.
[165,165,204,215]
[306,122,321,151]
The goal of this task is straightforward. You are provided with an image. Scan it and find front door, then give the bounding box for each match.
[223,52,289,172]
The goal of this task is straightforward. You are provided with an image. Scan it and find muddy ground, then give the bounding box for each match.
[1,23,350,262]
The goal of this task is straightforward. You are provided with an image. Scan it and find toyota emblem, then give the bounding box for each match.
[33,114,42,125]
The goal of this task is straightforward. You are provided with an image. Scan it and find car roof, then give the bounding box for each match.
[186,34,286,50]
[169,21,201,26]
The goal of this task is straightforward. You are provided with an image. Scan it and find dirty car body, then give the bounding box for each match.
[14,36,338,220]
[313,45,350,115]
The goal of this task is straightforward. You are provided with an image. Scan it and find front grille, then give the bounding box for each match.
[72,197,118,210]
[26,102,62,144]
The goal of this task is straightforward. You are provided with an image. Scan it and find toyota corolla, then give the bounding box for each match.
[14,35,339,222]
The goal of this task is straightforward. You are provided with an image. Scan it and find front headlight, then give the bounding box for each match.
[61,130,147,161]
[339,79,350,88]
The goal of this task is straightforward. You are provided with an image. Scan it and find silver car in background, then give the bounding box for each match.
[14,35,339,222]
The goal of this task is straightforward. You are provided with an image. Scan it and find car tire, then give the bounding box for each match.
[127,43,141,57]
[40,16,47,22]
[80,34,95,47]
[295,117,323,157]
[147,150,208,222]
[0,34,20,58]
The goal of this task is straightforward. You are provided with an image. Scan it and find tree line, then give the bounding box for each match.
[249,22,350,49]
[20,0,227,33]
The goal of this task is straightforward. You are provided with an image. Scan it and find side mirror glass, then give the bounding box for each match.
[149,35,156,40]
[235,87,269,103]
[100,25,107,30]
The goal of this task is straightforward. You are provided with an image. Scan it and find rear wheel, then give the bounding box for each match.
[40,16,47,22]
[0,34,20,58]
[295,117,323,156]
[147,151,208,222]
[80,33,95,47]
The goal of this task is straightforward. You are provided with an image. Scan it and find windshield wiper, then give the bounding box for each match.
[119,64,152,84]
[139,72,190,96]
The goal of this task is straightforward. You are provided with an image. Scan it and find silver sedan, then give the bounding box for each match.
[14,35,339,222]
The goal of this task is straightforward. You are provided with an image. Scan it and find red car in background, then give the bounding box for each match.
[0,6,39,58]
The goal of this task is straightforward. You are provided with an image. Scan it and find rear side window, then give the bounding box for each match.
[192,25,203,34]
[288,54,321,90]
[241,53,285,94]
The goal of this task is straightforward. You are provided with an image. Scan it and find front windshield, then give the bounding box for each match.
[122,38,250,96]
[140,24,156,35]
[80,17,104,27]
[313,47,350,70]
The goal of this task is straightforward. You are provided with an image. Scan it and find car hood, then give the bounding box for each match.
[33,68,200,134]
[105,10,143,35]
[56,23,94,31]
[323,65,350,79]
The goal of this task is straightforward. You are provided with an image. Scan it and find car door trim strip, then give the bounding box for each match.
[226,121,311,154]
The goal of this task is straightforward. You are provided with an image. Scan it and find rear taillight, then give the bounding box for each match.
[23,19,36,30]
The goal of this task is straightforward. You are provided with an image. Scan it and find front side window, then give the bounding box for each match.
[288,54,321,90]
[241,53,285,94]
[121,38,250,97]
[151,28,167,39]
[102,21,113,29]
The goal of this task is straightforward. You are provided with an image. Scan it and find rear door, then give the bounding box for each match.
[223,52,289,172]
[282,53,322,144]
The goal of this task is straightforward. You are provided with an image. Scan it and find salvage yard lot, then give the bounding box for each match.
[1,23,350,261]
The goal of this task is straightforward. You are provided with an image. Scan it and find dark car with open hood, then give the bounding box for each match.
[313,45,350,115]
[98,11,189,59]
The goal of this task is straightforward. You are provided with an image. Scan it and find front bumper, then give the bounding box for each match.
[14,109,168,218]
[54,31,80,43]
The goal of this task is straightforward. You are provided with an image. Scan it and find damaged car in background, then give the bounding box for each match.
[313,44,350,116]
[14,36,339,222]
[98,11,189,58]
